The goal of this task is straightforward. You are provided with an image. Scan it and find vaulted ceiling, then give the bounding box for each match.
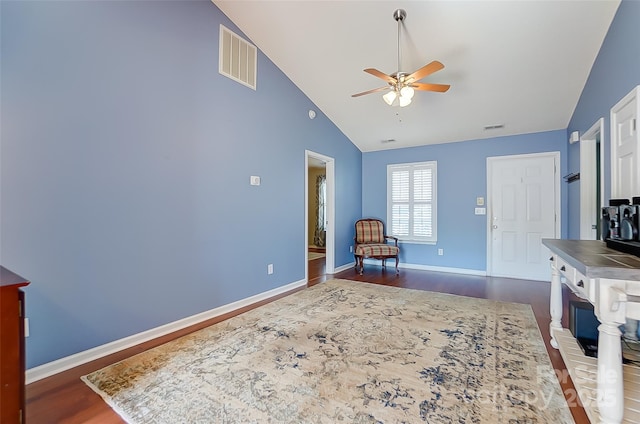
[213,1,620,152]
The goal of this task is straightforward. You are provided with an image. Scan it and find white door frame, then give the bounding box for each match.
[580,118,605,239]
[305,150,335,280]
[486,151,561,279]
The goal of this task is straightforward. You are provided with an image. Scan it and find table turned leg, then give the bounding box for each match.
[597,322,624,424]
[549,264,563,349]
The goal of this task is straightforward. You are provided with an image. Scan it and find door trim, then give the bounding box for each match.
[305,150,335,279]
[485,151,561,278]
[580,118,605,239]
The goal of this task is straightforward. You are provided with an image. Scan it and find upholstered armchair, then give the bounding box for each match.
[354,218,400,275]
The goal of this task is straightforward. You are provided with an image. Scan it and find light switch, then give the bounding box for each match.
[475,208,486,215]
[250,176,261,186]
[476,197,485,206]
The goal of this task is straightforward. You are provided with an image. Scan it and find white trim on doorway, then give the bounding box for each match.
[305,150,335,280]
[580,118,605,240]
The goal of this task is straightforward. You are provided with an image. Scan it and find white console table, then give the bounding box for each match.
[542,239,640,423]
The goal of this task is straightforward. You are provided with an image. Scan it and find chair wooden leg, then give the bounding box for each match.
[395,256,399,274]
[359,257,364,275]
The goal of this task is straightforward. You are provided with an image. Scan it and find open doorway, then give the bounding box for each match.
[580,118,605,240]
[305,151,335,284]
[308,157,326,277]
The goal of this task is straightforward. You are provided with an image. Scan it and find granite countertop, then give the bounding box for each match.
[542,239,640,281]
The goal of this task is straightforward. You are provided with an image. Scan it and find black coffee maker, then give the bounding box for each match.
[601,199,629,241]
[621,196,640,241]
[604,197,640,258]
[601,205,621,240]
[602,197,640,242]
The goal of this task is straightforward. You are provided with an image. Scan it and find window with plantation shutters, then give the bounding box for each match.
[387,161,437,243]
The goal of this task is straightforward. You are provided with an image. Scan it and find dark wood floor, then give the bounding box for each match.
[26,257,589,423]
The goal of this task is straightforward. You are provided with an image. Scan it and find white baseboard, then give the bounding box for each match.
[333,262,356,273]
[399,262,486,276]
[362,259,486,276]
[26,278,307,384]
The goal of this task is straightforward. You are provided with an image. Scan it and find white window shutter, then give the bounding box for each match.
[387,161,437,243]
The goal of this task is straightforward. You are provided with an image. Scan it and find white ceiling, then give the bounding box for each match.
[213,1,620,152]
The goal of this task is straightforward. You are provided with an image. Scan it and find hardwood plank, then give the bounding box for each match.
[26,264,591,423]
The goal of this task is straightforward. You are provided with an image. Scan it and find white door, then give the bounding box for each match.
[487,152,559,281]
[611,86,639,199]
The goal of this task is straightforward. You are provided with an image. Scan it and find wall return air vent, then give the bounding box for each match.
[219,25,257,90]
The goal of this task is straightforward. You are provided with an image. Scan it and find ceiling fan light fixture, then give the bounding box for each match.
[351,9,449,105]
[399,95,412,107]
[400,86,415,100]
[383,90,397,105]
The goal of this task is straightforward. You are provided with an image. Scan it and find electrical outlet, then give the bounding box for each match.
[438,249,444,256]
[349,246,353,253]
[267,264,274,275]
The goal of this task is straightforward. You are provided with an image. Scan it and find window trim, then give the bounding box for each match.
[386,161,437,244]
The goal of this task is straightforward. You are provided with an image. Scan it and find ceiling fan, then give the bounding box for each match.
[352,9,450,107]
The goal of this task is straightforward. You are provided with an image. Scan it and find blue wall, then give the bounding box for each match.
[363,130,568,272]
[567,0,640,238]
[3,0,636,370]
[1,0,362,368]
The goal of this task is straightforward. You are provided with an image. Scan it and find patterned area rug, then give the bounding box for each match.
[82,279,574,423]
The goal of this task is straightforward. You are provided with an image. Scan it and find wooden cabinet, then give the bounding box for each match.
[1,266,30,424]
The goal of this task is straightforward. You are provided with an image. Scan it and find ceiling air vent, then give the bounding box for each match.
[219,25,257,90]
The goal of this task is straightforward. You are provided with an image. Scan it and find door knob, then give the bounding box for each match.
[492,225,498,229]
